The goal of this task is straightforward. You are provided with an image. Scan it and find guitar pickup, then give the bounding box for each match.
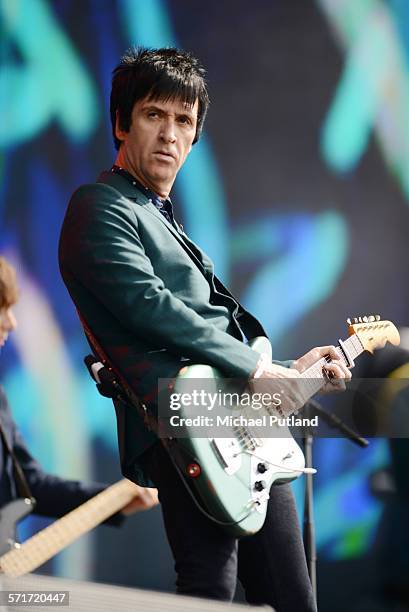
[210,439,242,475]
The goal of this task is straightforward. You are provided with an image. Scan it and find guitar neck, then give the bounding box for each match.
[0,479,135,578]
[298,334,364,401]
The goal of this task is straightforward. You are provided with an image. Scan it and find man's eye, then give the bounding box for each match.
[179,116,191,125]
[148,111,158,118]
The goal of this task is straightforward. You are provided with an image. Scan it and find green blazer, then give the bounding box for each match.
[59,170,283,484]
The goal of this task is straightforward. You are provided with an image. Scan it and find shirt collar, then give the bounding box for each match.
[111,165,172,210]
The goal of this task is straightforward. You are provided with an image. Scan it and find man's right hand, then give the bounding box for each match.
[249,345,351,416]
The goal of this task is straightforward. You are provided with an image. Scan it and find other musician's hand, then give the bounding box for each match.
[121,482,159,516]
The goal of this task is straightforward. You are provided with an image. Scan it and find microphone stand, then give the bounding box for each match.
[302,399,369,604]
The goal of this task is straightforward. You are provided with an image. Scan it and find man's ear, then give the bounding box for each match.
[115,111,127,143]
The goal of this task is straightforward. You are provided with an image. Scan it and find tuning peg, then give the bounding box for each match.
[375,315,381,321]
[358,317,363,323]
[353,317,359,324]
[346,318,352,325]
[368,315,375,322]
[362,316,368,323]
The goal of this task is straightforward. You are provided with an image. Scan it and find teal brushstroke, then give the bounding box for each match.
[177,138,230,280]
[119,0,175,48]
[315,0,375,44]
[76,370,119,445]
[3,366,55,469]
[321,17,387,172]
[322,58,377,172]
[241,211,349,343]
[319,0,409,201]
[0,0,98,146]
[231,216,285,260]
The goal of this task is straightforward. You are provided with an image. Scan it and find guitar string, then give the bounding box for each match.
[217,336,363,445]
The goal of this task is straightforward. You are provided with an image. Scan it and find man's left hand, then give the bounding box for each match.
[293,345,352,393]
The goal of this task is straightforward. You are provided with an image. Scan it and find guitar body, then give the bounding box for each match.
[171,432,305,537]
[0,498,34,556]
[167,316,401,537]
[169,337,306,537]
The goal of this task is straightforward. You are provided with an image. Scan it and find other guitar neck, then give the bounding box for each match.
[0,479,136,578]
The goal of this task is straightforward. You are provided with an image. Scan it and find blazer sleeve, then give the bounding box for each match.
[0,388,123,525]
[60,184,262,379]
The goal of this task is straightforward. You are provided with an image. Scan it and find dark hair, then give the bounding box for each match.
[0,256,19,309]
[110,47,209,150]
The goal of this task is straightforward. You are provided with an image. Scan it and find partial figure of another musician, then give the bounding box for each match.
[0,255,158,566]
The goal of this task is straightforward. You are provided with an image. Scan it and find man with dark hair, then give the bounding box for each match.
[110,47,209,150]
[0,256,158,534]
[59,47,350,611]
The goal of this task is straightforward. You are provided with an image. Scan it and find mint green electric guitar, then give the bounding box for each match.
[167,317,400,537]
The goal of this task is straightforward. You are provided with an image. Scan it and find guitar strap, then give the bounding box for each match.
[76,310,157,433]
[0,417,35,501]
[76,279,267,425]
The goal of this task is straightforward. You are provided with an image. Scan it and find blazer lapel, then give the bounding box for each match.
[98,170,208,276]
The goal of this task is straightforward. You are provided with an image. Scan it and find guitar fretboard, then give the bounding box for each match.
[298,334,364,404]
[0,479,136,578]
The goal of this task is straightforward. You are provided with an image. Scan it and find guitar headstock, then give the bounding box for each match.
[347,315,400,353]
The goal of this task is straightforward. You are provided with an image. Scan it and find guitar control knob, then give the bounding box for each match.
[257,462,268,473]
[186,463,201,478]
[254,480,266,492]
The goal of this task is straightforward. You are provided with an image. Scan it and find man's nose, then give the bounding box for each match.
[160,119,176,143]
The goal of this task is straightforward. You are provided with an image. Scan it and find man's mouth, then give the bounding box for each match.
[154,151,175,161]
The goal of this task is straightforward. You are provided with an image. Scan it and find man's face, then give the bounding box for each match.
[115,96,198,199]
[0,304,17,347]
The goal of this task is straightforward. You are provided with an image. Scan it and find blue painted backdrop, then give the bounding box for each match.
[1,0,408,591]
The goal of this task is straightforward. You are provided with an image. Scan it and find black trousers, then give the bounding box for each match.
[141,442,317,612]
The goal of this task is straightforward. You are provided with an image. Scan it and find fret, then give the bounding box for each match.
[296,336,361,407]
[351,333,364,358]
